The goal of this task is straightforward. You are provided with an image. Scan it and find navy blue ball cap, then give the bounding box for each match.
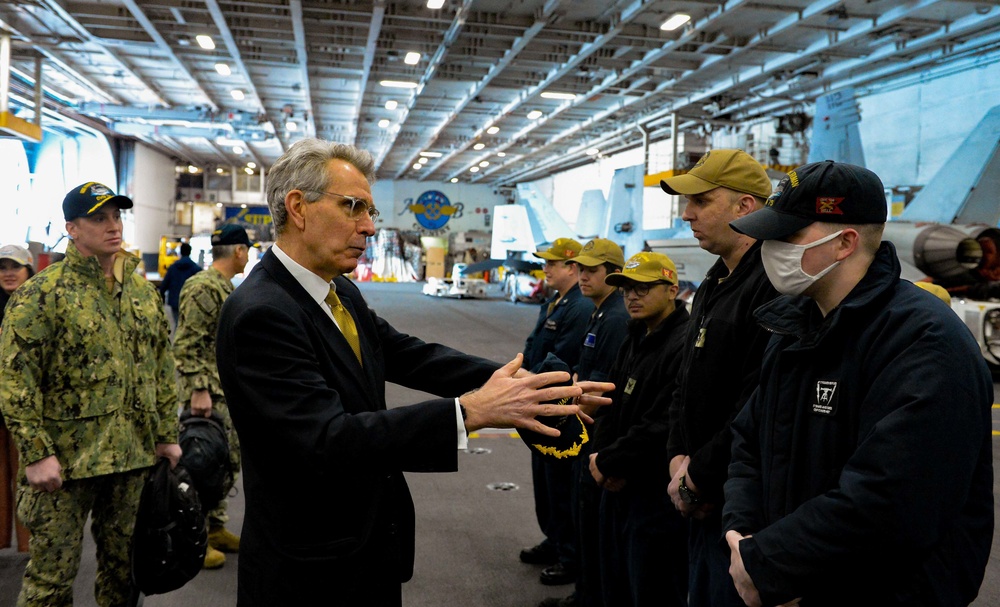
[730,161,887,240]
[63,182,133,221]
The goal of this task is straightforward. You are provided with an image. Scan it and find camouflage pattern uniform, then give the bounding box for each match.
[0,241,177,607]
[172,266,241,526]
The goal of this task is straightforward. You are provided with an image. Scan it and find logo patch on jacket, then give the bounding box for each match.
[544,319,558,331]
[813,380,838,415]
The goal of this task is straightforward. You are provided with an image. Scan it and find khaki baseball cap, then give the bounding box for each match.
[660,149,771,200]
[605,252,678,286]
[532,237,583,261]
[0,244,33,268]
[572,238,625,268]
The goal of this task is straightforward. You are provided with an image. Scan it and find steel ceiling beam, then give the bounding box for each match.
[349,0,385,146]
[373,0,476,169]
[118,0,218,110]
[288,0,317,138]
[393,0,568,179]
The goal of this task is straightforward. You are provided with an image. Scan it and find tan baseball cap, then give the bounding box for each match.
[572,238,625,268]
[532,237,583,261]
[0,244,33,268]
[605,252,678,286]
[660,149,771,200]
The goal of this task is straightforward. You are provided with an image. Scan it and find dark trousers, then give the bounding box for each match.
[598,482,687,607]
[571,440,602,606]
[531,452,577,567]
[688,514,744,607]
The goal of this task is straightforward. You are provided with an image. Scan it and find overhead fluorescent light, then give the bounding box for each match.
[215,63,231,76]
[540,91,576,100]
[247,162,257,169]
[385,100,398,110]
[450,178,458,183]
[412,163,422,170]
[380,80,418,89]
[378,119,391,128]
[427,0,445,8]
[232,146,244,154]
[216,168,224,174]
[187,165,198,173]
[527,110,543,120]
[660,13,691,31]
[486,126,500,134]
[196,35,216,50]
[286,121,297,131]
[404,52,421,65]
[418,157,429,164]
[419,151,442,158]
[586,148,600,156]
[243,168,253,175]
[469,166,480,173]
[473,143,485,150]
[479,161,489,168]
[231,89,245,101]
[497,152,506,158]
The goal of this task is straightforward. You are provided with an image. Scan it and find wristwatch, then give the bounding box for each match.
[678,475,701,505]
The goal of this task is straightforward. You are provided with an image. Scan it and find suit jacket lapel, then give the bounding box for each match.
[259,252,372,398]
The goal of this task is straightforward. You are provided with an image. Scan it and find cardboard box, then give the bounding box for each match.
[425,247,446,280]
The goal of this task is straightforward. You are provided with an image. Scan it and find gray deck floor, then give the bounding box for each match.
[0,281,998,606]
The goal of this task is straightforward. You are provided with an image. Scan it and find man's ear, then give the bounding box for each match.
[835,228,860,261]
[285,190,308,231]
[734,194,757,218]
[65,221,77,239]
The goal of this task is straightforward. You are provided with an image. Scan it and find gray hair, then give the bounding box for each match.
[211,244,244,260]
[266,138,377,233]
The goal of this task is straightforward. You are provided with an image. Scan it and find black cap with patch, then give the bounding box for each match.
[63,182,133,221]
[729,160,887,240]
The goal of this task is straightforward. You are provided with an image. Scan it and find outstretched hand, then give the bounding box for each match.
[460,353,583,436]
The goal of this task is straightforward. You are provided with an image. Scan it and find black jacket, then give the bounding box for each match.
[667,241,778,503]
[217,250,498,605]
[723,243,994,606]
[593,304,690,483]
[523,283,592,372]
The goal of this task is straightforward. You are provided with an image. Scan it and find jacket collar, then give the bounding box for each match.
[755,241,901,340]
[64,241,140,283]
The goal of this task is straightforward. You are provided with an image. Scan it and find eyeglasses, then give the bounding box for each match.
[305,190,380,222]
[618,282,668,298]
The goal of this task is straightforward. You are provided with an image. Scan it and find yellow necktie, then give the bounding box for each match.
[325,288,362,365]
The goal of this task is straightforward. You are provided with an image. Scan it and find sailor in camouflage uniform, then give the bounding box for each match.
[172,223,252,569]
[0,183,180,607]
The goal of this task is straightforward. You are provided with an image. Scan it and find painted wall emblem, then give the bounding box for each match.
[408,190,459,230]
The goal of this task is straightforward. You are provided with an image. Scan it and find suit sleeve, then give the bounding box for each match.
[220,299,461,475]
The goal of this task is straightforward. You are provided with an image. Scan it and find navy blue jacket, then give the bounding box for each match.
[523,283,592,373]
[159,256,201,311]
[574,290,629,383]
[723,242,994,606]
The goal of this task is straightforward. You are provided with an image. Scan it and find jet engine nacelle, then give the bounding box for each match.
[883,221,984,286]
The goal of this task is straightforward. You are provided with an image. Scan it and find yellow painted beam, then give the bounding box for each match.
[0,111,42,142]
[644,163,799,188]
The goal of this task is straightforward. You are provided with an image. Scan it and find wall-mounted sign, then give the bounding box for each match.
[407,190,461,230]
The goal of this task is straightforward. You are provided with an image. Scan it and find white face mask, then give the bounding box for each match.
[760,230,844,296]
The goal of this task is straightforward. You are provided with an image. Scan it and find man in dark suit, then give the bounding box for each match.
[216,138,613,607]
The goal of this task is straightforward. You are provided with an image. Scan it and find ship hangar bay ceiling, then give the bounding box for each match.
[1,0,999,186]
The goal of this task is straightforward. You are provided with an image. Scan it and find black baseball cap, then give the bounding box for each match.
[211,224,256,247]
[729,160,887,240]
[63,182,133,221]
